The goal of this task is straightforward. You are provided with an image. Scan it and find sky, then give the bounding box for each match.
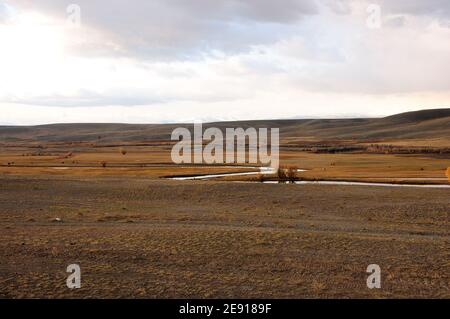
[0,0,450,124]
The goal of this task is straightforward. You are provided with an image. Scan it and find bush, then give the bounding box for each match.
[120,148,127,155]
[286,166,298,182]
[277,166,298,183]
[257,173,265,183]
[277,167,288,181]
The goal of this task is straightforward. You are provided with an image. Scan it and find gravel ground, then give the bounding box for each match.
[0,176,449,298]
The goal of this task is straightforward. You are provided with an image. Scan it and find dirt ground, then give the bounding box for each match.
[0,176,449,298]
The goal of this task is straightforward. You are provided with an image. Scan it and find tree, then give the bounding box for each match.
[120,148,127,155]
[257,173,265,183]
[277,166,298,183]
[277,167,287,181]
[286,166,298,182]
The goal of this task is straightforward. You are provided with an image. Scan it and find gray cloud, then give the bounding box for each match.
[9,0,318,60]
[321,0,352,15]
[4,90,166,107]
[379,0,450,17]
[8,0,450,61]
[3,82,249,107]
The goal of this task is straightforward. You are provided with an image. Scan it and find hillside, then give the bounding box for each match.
[0,108,449,143]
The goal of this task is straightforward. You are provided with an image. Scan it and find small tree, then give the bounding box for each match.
[101,161,107,168]
[120,148,127,156]
[277,166,298,183]
[277,167,287,181]
[257,173,265,183]
[286,166,298,182]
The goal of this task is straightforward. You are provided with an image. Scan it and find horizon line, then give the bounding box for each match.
[1,107,449,127]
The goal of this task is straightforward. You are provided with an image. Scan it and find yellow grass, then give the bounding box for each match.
[0,143,449,183]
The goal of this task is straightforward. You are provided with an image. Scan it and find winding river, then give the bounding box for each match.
[169,167,450,189]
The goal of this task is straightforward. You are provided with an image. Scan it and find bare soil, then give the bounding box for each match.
[1,176,449,298]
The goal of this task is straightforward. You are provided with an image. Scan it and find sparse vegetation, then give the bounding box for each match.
[300,143,450,155]
[59,152,73,159]
[0,109,449,299]
[1,177,448,298]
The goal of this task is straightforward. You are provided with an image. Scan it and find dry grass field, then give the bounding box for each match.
[0,109,449,298]
[0,145,448,183]
[0,177,449,298]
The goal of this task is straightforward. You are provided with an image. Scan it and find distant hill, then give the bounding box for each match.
[384,108,450,123]
[0,108,449,143]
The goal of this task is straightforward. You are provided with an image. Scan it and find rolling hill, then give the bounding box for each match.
[0,108,449,144]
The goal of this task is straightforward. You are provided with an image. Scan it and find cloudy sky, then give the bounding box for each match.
[0,0,449,124]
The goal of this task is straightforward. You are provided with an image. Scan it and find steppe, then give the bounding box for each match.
[1,109,449,298]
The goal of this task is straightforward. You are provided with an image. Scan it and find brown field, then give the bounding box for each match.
[0,109,449,298]
[0,176,449,298]
[0,145,449,183]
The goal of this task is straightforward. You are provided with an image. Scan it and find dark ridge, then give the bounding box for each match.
[0,108,449,142]
[384,108,450,123]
